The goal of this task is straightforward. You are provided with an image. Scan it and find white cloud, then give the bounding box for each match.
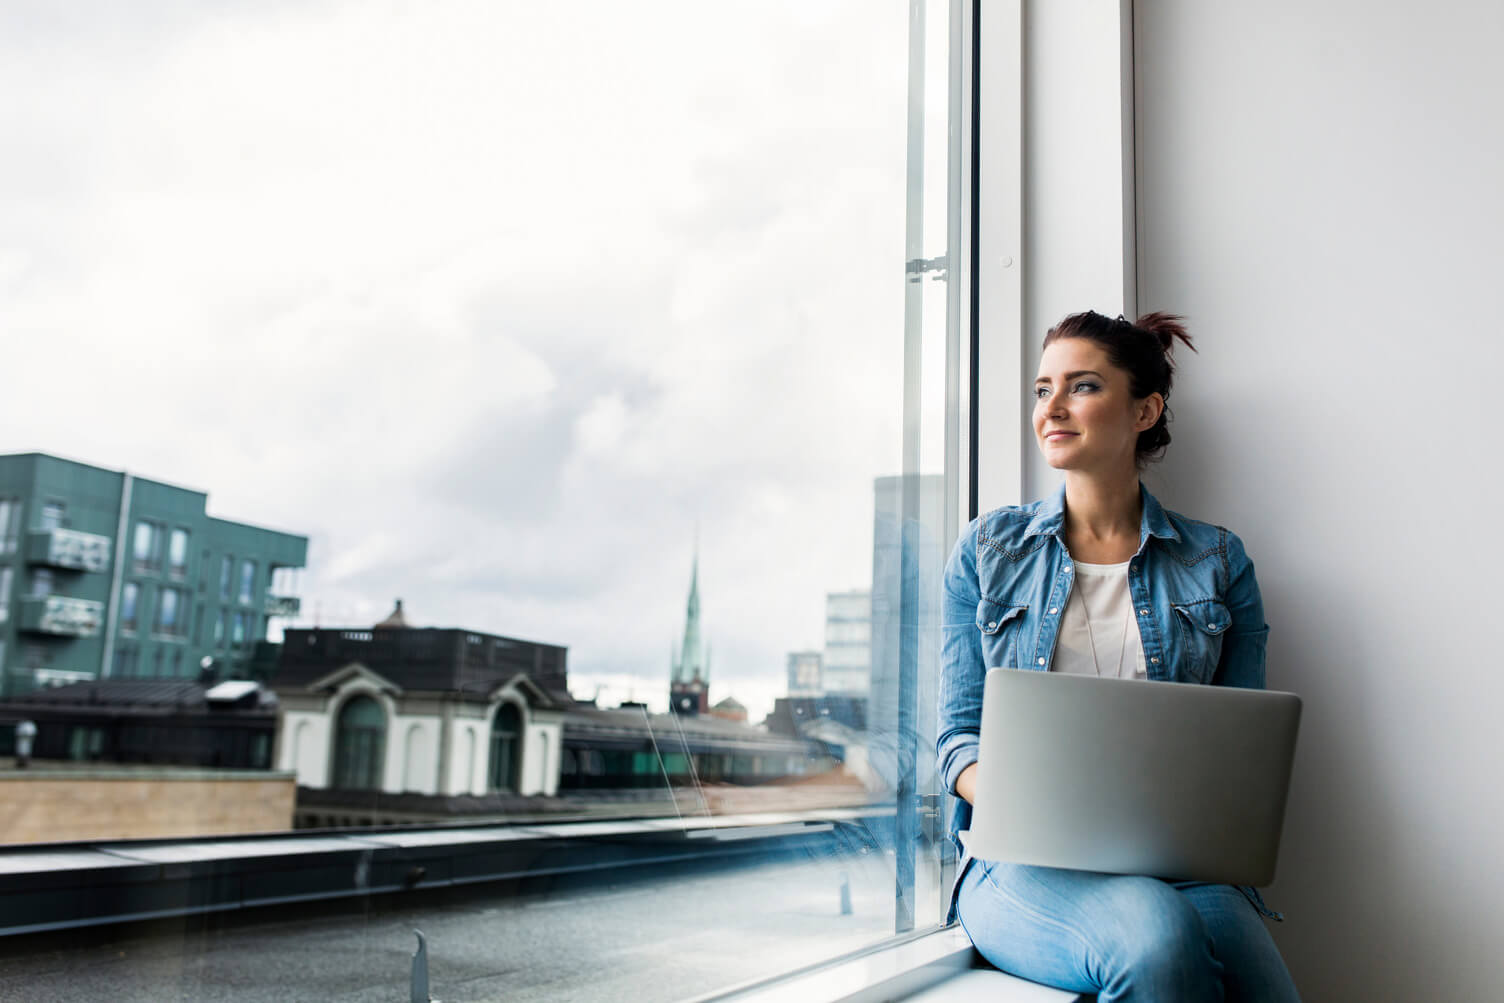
[0,1,929,718]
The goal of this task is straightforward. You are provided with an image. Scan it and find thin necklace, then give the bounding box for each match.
[1081,573,1132,678]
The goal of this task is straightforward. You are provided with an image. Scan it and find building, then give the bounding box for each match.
[765,694,867,739]
[669,548,710,715]
[821,589,872,695]
[269,602,827,819]
[0,677,278,768]
[708,696,748,723]
[0,452,308,698]
[560,705,816,790]
[269,603,569,797]
[786,650,822,696]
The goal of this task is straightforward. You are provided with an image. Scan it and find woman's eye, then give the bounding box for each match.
[1072,381,1099,394]
[1033,386,1051,400]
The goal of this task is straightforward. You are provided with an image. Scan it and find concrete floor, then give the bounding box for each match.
[0,846,946,1002]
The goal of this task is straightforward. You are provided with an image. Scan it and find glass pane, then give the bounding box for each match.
[121,583,139,630]
[169,528,189,575]
[0,2,968,999]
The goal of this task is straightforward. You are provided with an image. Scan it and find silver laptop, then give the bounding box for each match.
[959,668,1301,886]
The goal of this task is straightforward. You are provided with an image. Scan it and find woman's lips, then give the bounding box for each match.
[1044,431,1077,441]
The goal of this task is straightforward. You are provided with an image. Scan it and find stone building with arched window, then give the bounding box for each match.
[270,602,567,797]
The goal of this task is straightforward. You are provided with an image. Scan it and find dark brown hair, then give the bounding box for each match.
[1042,310,1197,465]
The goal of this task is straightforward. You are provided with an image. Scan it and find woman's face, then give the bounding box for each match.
[1032,337,1161,474]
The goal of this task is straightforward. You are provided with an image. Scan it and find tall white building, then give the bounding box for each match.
[785,650,823,697]
[821,589,871,696]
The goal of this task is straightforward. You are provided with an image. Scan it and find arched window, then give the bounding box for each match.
[332,694,386,790]
[488,703,523,792]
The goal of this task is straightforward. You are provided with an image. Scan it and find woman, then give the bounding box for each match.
[936,310,1300,1001]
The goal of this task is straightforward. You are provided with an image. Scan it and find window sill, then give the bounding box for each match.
[698,926,1085,1003]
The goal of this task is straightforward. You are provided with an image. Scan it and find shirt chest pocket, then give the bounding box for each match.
[976,599,1029,670]
[1171,599,1231,682]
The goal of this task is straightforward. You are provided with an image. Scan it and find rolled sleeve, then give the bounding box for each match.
[937,520,986,795]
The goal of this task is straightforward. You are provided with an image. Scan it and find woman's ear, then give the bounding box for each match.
[1134,393,1165,432]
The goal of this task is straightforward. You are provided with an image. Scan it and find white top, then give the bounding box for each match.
[1051,559,1147,680]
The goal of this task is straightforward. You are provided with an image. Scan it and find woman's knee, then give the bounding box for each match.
[1096,879,1222,996]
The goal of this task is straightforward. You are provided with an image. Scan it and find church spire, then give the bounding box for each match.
[671,539,709,714]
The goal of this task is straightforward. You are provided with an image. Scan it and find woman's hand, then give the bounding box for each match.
[955,762,979,805]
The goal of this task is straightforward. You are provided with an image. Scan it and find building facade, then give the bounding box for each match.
[821,589,872,695]
[270,613,569,797]
[786,650,823,696]
[0,453,308,699]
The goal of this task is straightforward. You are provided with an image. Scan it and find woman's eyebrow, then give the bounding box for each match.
[1035,369,1105,384]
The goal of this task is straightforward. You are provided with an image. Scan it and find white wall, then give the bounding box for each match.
[279,711,329,788]
[397,718,438,794]
[1132,3,1504,998]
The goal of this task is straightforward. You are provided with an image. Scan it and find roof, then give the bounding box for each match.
[562,706,811,755]
[0,679,275,716]
[373,599,410,629]
[270,626,570,698]
[7,679,209,709]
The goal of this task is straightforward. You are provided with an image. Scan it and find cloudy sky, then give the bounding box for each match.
[1,1,952,722]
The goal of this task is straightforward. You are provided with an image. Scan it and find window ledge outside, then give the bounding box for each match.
[697,926,1086,1003]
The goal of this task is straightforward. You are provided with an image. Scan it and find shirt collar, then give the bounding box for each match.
[1023,481,1181,545]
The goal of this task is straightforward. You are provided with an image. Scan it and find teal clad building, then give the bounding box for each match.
[0,452,308,698]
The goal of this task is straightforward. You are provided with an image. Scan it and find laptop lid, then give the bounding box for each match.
[959,668,1301,887]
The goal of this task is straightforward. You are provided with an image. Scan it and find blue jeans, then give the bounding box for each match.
[957,860,1300,1002]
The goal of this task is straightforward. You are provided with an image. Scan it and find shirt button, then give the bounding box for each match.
[1151,656,1160,664]
[1063,566,1072,574]
[986,622,997,631]
[1049,607,1058,615]
[1139,609,1150,616]
[1037,657,1046,666]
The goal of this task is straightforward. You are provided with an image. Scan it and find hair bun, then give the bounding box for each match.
[1134,311,1196,359]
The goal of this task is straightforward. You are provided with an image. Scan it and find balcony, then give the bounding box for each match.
[264,594,301,618]
[25,528,113,573]
[19,595,105,638]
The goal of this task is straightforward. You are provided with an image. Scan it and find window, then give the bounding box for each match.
[155,587,185,636]
[168,528,190,577]
[0,565,12,614]
[489,703,522,792]
[238,560,256,605]
[30,568,54,598]
[0,4,966,999]
[132,521,162,573]
[0,498,18,554]
[332,695,386,790]
[120,582,140,633]
[40,501,64,531]
[115,647,139,678]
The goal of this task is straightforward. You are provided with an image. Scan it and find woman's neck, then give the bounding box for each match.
[1062,473,1143,563]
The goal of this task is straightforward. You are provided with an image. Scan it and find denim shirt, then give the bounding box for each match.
[937,481,1280,919]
